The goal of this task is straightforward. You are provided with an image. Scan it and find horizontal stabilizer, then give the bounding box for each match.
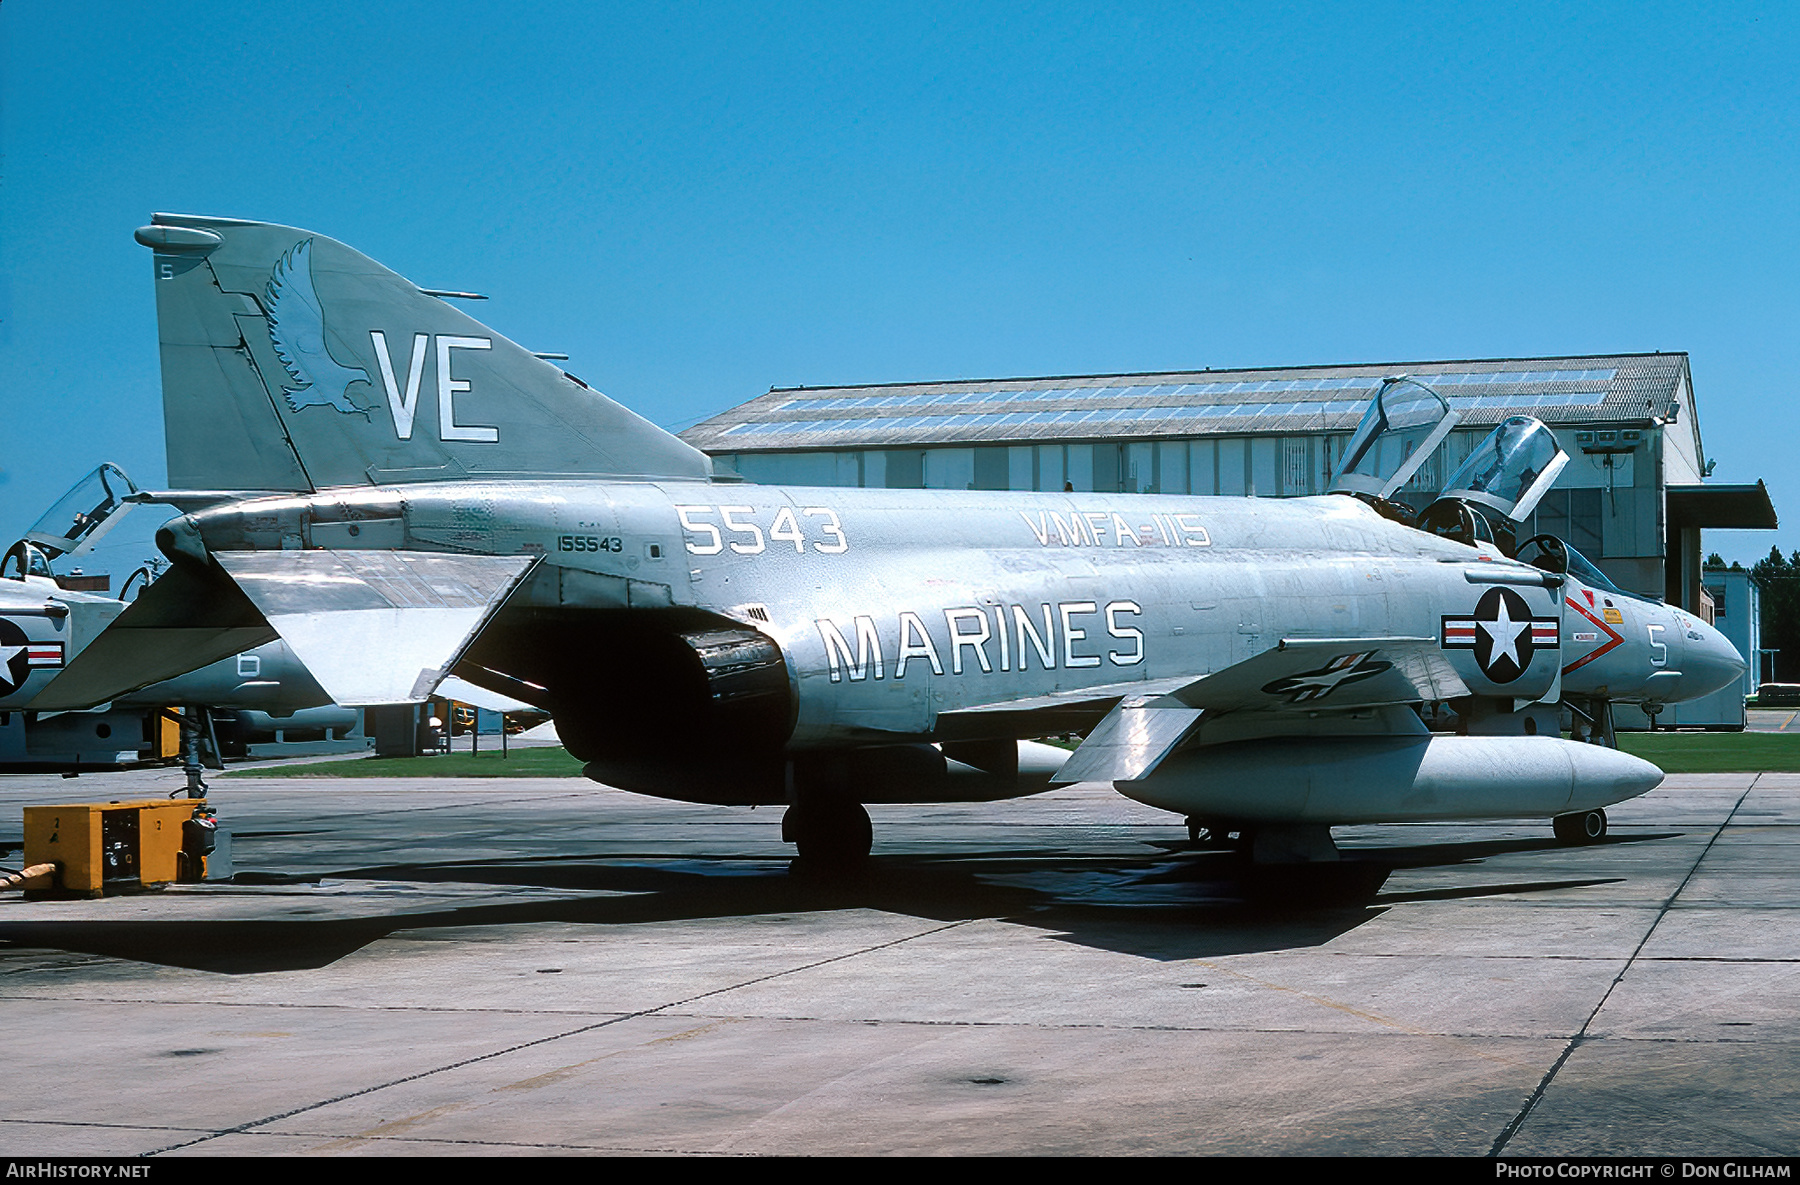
[214,550,536,705]
[29,562,276,711]
[1050,696,1204,785]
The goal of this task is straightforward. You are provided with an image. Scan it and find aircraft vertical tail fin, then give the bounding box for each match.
[136,215,714,491]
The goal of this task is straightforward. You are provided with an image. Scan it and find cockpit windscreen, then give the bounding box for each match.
[1516,533,1641,601]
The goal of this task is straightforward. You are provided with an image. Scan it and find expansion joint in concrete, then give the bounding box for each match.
[1487,774,1764,1156]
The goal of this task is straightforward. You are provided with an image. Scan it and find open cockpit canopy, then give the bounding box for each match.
[1327,377,1459,501]
[1415,416,1571,556]
[1438,416,1567,523]
[3,463,139,581]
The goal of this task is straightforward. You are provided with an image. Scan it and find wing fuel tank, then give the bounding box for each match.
[1117,735,1664,823]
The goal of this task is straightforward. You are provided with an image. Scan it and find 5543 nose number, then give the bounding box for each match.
[675,505,848,556]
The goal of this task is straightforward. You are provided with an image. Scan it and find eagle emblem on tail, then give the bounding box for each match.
[266,239,372,417]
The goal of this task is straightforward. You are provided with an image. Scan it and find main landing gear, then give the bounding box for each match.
[1553,809,1608,845]
[782,797,873,866]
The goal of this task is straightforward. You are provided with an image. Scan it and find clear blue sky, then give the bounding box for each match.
[2,1,1795,578]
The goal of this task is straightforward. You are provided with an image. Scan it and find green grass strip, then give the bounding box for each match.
[223,746,585,778]
[1617,730,1800,773]
[225,732,1800,780]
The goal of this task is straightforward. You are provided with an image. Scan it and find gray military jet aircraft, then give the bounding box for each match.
[30,215,1746,864]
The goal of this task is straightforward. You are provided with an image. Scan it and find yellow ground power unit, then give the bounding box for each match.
[21,800,220,897]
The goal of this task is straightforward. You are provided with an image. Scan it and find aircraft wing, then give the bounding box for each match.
[1051,637,1468,785]
[31,550,536,710]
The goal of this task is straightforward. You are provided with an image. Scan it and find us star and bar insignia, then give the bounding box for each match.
[0,619,63,697]
[1441,586,1558,685]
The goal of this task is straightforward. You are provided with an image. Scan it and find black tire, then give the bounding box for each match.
[786,799,873,864]
[1553,809,1608,845]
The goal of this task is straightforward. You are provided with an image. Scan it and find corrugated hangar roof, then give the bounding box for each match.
[682,352,1690,453]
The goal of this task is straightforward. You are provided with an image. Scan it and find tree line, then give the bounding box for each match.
[1747,547,1800,684]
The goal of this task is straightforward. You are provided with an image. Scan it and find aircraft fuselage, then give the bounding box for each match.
[177,481,1595,739]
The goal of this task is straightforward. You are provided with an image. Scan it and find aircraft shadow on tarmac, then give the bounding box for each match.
[0,832,1669,975]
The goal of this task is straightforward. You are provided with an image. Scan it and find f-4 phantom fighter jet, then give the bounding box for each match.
[31,215,1746,864]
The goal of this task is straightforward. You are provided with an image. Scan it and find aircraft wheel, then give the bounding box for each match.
[784,799,873,865]
[1553,809,1608,845]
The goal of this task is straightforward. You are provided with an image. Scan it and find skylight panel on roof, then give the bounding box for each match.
[731,364,1633,449]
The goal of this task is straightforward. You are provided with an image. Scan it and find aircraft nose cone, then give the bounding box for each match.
[1683,620,1747,701]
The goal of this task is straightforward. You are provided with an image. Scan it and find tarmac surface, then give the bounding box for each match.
[0,761,1794,1157]
[1747,708,1800,733]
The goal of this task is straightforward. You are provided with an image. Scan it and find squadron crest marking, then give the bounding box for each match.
[266,239,374,418]
[1261,651,1392,703]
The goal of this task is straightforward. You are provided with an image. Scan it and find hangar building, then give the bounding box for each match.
[683,352,1775,637]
